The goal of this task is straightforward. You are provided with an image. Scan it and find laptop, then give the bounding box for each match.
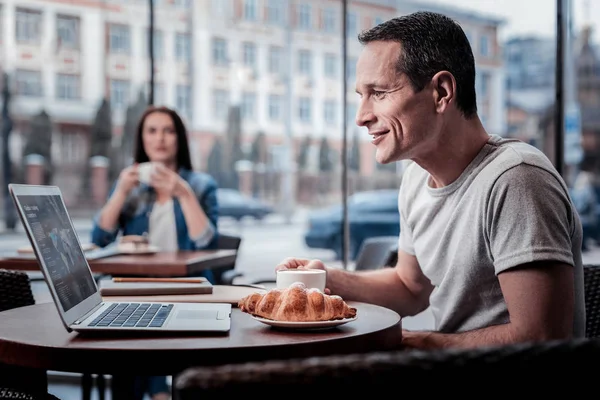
[9,184,231,333]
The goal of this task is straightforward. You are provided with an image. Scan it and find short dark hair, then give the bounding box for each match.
[358,11,477,118]
[134,105,194,170]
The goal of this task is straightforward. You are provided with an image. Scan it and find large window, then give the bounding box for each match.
[56,74,80,100]
[56,15,80,49]
[15,70,42,97]
[109,24,130,54]
[16,8,42,44]
[212,37,228,66]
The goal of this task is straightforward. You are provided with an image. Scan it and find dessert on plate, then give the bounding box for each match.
[238,282,357,322]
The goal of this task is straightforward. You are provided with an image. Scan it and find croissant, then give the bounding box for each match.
[238,282,357,322]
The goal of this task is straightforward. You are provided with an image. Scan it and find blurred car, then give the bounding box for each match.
[304,189,400,260]
[217,188,274,221]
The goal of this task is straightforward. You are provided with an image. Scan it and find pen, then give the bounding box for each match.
[112,277,207,283]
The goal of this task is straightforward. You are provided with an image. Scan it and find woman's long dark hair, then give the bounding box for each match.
[133,106,193,170]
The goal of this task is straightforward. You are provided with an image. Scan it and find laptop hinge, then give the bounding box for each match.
[73,302,105,325]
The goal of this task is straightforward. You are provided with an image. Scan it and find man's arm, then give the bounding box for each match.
[327,249,434,317]
[402,260,575,349]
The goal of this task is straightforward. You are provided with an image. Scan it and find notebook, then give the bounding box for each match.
[9,184,231,333]
[98,278,214,296]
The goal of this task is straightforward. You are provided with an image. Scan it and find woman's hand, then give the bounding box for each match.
[115,164,139,196]
[150,164,191,198]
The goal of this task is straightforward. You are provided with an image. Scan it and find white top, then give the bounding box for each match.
[148,199,178,252]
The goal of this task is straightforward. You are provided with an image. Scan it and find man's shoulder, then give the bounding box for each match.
[484,137,558,177]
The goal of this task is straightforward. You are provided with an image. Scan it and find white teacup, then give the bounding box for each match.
[276,269,326,292]
[137,162,157,185]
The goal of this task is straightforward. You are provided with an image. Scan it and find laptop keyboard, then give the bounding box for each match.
[88,303,174,328]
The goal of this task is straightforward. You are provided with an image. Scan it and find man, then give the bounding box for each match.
[277,11,585,349]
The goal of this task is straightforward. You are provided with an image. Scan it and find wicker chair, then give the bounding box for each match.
[584,264,600,338]
[0,269,61,400]
[175,338,599,398]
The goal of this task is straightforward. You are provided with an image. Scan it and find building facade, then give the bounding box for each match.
[0,0,506,204]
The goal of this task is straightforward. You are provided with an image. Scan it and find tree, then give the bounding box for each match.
[22,109,53,185]
[81,99,112,195]
[250,131,268,164]
[207,138,224,186]
[318,137,333,172]
[349,130,361,172]
[297,135,311,171]
[111,90,146,182]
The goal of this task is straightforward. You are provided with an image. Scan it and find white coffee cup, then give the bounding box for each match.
[276,269,326,292]
[137,162,157,185]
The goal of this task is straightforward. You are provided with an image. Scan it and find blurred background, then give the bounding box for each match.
[1,0,599,275]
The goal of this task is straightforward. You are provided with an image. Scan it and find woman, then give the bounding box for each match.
[91,105,219,400]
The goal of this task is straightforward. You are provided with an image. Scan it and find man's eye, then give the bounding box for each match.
[373,91,386,99]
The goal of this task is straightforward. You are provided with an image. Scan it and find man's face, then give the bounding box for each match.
[355,41,437,164]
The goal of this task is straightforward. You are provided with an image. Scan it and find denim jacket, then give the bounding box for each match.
[91,168,219,251]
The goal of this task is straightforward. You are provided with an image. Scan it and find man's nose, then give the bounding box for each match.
[356,102,374,127]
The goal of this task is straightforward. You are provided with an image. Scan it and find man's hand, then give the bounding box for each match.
[275,258,330,293]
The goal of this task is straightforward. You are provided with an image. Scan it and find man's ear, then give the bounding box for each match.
[431,71,456,114]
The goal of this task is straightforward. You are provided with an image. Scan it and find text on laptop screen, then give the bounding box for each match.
[17,194,97,312]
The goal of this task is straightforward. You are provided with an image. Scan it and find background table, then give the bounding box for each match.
[0,250,237,276]
[0,301,402,376]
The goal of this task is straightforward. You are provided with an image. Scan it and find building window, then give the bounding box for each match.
[323,8,336,33]
[212,38,228,66]
[16,8,42,44]
[109,24,130,54]
[110,79,130,110]
[176,85,191,117]
[480,34,490,57]
[324,53,337,78]
[56,74,80,100]
[175,33,191,61]
[147,29,163,60]
[267,0,283,25]
[477,71,491,98]
[244,0,257,21]
[242,42,257,70]
[346,12,357,37]
[298,97,311,123]
[346,103,357,125]
[213,89,229,119]
[298,50,311,76]
[212,0,230,17]
[173,0,191,7]
[15,70,42,97]
[346,57,356,84]
[56,15,79,49]
[269,95,281,120]
[241,92,256,119]
[324,100,336,125]
[298,4,311,30]
[269,46,283,74]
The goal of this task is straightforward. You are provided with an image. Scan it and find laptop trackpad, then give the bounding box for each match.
[175,310,219,320]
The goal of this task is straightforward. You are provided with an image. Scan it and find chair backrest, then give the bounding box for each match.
[216,234,242,250]
[0,269,35,312]
[211,234,242,284]
[354,236,398,271]
[175,338,600,398]
[584,264,600,338]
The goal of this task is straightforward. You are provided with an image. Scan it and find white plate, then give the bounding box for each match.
[251,315,358,330]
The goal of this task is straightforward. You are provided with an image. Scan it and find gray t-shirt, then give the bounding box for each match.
[398,135,585,337]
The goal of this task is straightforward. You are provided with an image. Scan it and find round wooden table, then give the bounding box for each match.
[0,301,402,376]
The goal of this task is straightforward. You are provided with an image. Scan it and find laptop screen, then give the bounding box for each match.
[15,194,97,312]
